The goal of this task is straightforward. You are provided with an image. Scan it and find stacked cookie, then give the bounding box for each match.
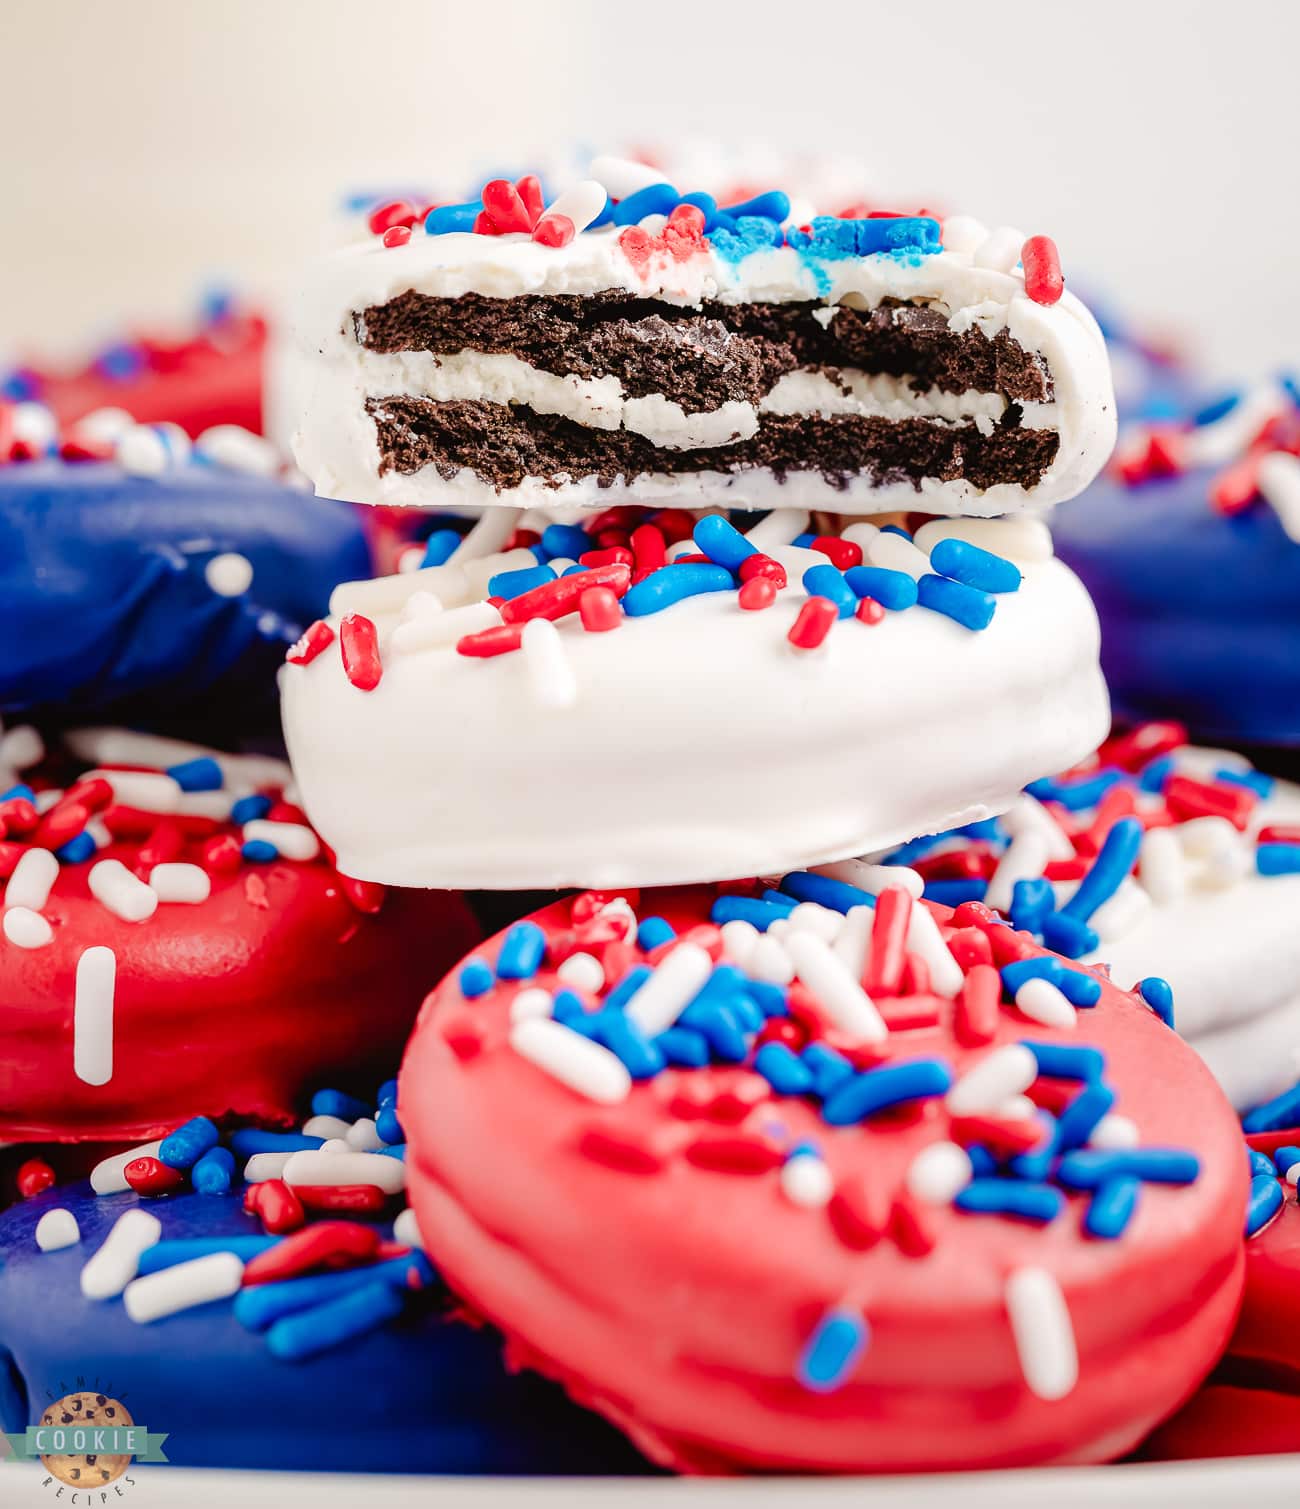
[267,159,1251,1472]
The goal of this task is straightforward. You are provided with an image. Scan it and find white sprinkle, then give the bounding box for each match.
[999,1094,1039,1121]
[1002,794,1077,862]
[195,424,279,476]
[840,521,882,554]
[0,724,45,771]
[345,1117,385,1152]
[3,906,52,949]
[547,557,577,575]
[331,563,464,619]
[1014,978,1076,1029]
[74,945,116,1085]
[448,507,523,565]
[780,1152,834,1208]
[984,831,1049,914]
[748,933,795,985]
[624,942,714,1037]
[787,901,843,942]
[939,214,988,255]
[906,1141,974,1205]
[397,543,426,573]
[1089,1113,1140,1151]
[521,618,578,709]
[76,407,135,444]
[90,1140,163,1195]
[588,154,665,199]
[80,1209,162,1300]
[973,225,1026,273]
[302,1114,352,1140]
[904,904,965,998]
[5,847,59,912]
[115,424,169,477]
[1178,815,1239,858]
[205,552,255,597]
[557,951,605,994]
[393,1206,425,1251]
[400,588,443,622]
[35,1208,82,1251]
[1089,878,1152,942]
[392,600,503,655]
[1172,744,1253,779]
[1005,1267,1078,1400]
[241,819,320,862]
[598,897,638,942]
[509,1017,632,1104]
[34,788,62,813]
[124,1251,244,1323]
[147,862,212,904]
[719,918,760,969]
[86,769,183,814]
[318,1138,352,1154]
[815,859,926,900]
[743,508,810,551]
[88,860,158,923]
[542,179,608,234]
[831,905,873,980]
[666,537,702,562]
[946,1044,1039,1115]
[1137,827,1186,905]
[866,531,931,580]
[913,516,1054,565]
[243,1151,295,1183]
[785,931,887,1043]
[282,1149,407,1193]
[12,401,58,452]
[510,986,554,1023]
[1201,840,1251,889]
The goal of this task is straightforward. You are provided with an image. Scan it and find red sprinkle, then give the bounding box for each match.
[242,1221,381,1285]
[1165,773,1256,831]
[382,225,412,249]
[63,777,114,815]
[17,1158,55,1199]
[578,1126,669,1175]
[296,1184,389,1216]
[1260,824,1300,846]
[339,613,382,690]
[457,624,525,658]
[368,200,417,236]
[32,798,90,851]
[829,1176,888,1250]
[890,1191,938,1257]
[138,819,185,869]
[950,1113,1045,1157]
[336,872,386,914]
[755,1016,808,1052]
[946,926,994,972]
[579,586,622,632]
[532,213,575,248]
[811,535,863,571]
[579,547,634,569]
[481,179,534,234]
[855,596,885,625]
[954,963,1001,1046]
[878,994,944,1031]
[201,834,243,875]
[1099,721,1187,772]
[442,1011,485,1060]
[252,1178,306,1233]
[123,1157,186,1197]
[788,596,837,650]
[1021,235,1064,305]
[500,563,631,625]
[865,886,912,996]
[685,1132,784,1174]
[1210,457,1260,514]
[737,552,788,589]
[630,523,666,577]
[738,576,777,611]
[515,175,545,226]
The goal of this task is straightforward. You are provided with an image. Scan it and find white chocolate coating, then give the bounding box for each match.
[280,546,1108,891]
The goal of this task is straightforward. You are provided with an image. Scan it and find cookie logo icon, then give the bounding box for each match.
[38,1394,133,1487]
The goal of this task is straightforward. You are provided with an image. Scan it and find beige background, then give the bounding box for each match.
[1,0,1295,374]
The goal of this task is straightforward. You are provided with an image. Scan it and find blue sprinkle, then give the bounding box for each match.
[1053,1082,1118,1153]
[267,1279,408,1363]
[1273,1145,1300,1177]
[922,879,987,907]
[879,525,914,540]
[720,190,790,222]
[916,574,996,631]
[928,538,1022,594]
[488,564,555,600]
[801,1042,855,1099]
[792,532,816,548]
[1000,958,1061,995]
[694,514,757,571]
[378,1142,406,1161]
[1010,877,1054,935]
[1059,817,1143,924]
[1026,770,1125,811]
[1243,1082,1300,1134]
[230,1129,325,1157]
[0,783,35,805]
[1020,1041,1104,1082]
[54,832,96,865]
[676,1001,749,1062]
[591,1010,665,1079]
[653,1026,711,1067]
[1193,390,1241,426]
[955,1180,1063,1223]
[191,1145,236,1195]
[707,215,785,262]
[377,1078,398,1107]
[1084,1176,1141,1239]
[166,756,224,793]
[622,562,735,615]
[1006,1112,1059,1181]
[158,1115,221,1170]
[541,522,590,560]
[311,1088,372,1121]
[960,818,1006,842]
[96,342,145,381]
[424,202,480,234]
[842,565,918,611]
[376,1104,404,1145]
[1216,767,1275,800]
[786,216,941,259]
[1247,1174,1284,1236]
[1137,976,1175,1028]
[1258,843,1300,877]
[421,528,461,567]
[1040,910,1100,960]
[821,1058,953,1126]
[803,563,858,619]
[138,1236,276,1276]
[1054,968,1102,1008]
[496,921,547,981]
[797,1309,869,1393]
[728,991,764,1034]
[1137,755,1175,794]
[779,871,876,914]
[636,916,676,951]
[1283,371,1300,411]
[550,989,590,1027]
[1056,1148,1199,1188]
[1252,1147,1281,1178]
[603,965,653,1013]
[754,1042,815,1096]
[747,979,789,1018]
[610,182,680,224]
[235,1253,433,1331]
[241,839,278,863]
[458,957,494,998]
[1,370,40,402]
[966,1145,999,1178]
[231,793,272,824]
[710,895,797,932]
[758,889,801,915]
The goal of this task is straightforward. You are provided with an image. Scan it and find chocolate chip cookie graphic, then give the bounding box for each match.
[40,1393,133,1486]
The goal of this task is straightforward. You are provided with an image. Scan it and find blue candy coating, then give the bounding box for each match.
[1252,1147,1283,1178]
[1273,1145,1300,1176]
[1217,766,1275,800]
[786,216,941,258]
[458,957,494,998]
[496,921,547,981]
[754,1042,815,1096]
[676,1001,748,1062]
[231,793,272,824]
[928,538,1022,595]
[591,1011,664,1079]
[191,1145,236,1195]
[720,190,790,222]
[821,1059,953,1126]
[421,528,462,568]
[779,871,876,914]
[539,522,590,560]
[1059,817,1143,924]
[488,564,555,601]
[1026,770,1125,811]
[1053,966,1103,1008]
[842,565,918,611]
[802,563,858,619]
[1084,1176,1141,1239]
[1247,1173,1284,1236]
[1137,976,1176,1028]
[635,916,675,951]
[916,573,996,631]
[797,1309,868,1393]
[378,1143,406,1161]
[377,1078,399,1107]
[678,191,720,230]
[622,562,734,616]
[166,756,224,792]
[746,980,788,1018]
[801,1042,855,1098]
[757,889,800,915]
[693,514,757,571]
[311,1088,372,1121]
[159,1115,221,1170]
[1010,876,1054,934]
[1001,958,1061,994]
[955,1180,1063,1222]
